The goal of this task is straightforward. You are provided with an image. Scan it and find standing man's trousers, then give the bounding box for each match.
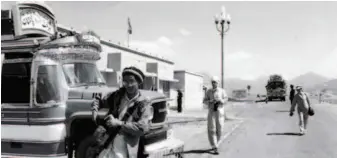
[207,108,225,148]
[290,97,294,104]
[298,110,309,131]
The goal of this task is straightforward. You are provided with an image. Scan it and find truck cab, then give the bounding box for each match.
[266,74,287,101]
[1,2,183,158]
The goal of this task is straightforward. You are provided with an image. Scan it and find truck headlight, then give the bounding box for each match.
[149,106,154,121]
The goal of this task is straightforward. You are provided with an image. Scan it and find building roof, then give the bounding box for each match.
[174,70,203,78]
[57,24,174,65]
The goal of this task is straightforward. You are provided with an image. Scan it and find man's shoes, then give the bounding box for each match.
[212,148,219,155]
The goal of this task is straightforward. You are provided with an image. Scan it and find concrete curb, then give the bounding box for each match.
[167,118,207,125]
[167,102,249,124]
[168,108,245,124]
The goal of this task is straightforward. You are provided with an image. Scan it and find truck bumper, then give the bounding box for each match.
[145,137,184,158]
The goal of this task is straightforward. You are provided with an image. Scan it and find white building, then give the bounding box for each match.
[174,70,204,110]
[57,25,179,106]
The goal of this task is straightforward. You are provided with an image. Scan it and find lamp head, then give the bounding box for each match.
[214,14,220,24]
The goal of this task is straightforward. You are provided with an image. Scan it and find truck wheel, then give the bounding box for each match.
[75,136,100,158]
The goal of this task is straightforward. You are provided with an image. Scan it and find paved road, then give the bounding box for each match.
[208,101,337,158]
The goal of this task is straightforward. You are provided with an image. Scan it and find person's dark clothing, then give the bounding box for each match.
[290,89,295,103]
[177,90,183,113]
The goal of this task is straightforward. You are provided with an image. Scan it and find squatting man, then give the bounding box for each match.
[203,76,229,154]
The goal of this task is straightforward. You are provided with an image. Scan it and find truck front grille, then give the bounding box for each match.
[151,101,167,125]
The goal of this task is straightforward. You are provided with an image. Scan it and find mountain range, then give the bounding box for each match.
[200,72,337,95]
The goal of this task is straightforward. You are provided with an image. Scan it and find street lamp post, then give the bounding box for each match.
[214,6,231,88]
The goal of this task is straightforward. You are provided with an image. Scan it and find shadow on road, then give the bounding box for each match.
[275,110,290,112]
[266,132,303,136]
[164,148,217,156]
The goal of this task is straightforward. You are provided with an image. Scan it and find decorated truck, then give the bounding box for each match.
[1,2,184,158]
[265,74,287,101]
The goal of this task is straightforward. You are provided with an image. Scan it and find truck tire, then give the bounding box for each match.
[75,136,100,158]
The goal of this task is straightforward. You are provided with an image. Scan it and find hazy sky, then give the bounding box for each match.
[2,1,337,80]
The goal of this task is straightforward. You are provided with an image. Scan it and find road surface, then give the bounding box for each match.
[174,101,337,158]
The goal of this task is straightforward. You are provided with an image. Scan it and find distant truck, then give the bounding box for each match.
[266,74,287,101]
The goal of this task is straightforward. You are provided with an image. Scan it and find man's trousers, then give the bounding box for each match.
[298,110,309,132]
[207,108,225,148]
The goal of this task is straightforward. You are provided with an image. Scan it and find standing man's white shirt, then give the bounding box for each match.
[204,87,228,111]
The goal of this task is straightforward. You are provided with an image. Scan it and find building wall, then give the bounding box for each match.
[121,52,147,73]
[184,73,204,110]
[172,72,185,109]
[100,45,174,78]
[57,25,177,102]
[157,63,174,81]
[169,89,178,108]
[174,72,186,91]
[97,40,178,107]
[174,71,204,110]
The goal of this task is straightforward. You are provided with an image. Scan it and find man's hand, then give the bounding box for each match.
[209,99,216,105]
[105,115,122,128]
[289,112,294,117]
[91,97,100,111]
[91,98,100,122]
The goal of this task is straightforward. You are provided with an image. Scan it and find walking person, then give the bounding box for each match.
[203,76,228,154]
[289,86,311,135]
[91,66,153,158]
[177,89,183,113]
[289,85,295,104]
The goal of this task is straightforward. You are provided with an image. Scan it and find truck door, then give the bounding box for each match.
[1,57,31,124]
[25,59,67,157]
[1,56,31,154]
[27,60,64,124]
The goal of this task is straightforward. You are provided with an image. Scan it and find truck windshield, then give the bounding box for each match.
[36,65,62,104]
[268,82,284,89]
[62,63,106,87]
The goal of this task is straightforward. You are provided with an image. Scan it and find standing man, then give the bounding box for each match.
[319,92,323,103]
[177,89,183,113]
[289,85,295,104]
[203,76,228,154]
[289,86,311,135]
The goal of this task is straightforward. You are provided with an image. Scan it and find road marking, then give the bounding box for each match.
[217,120,244,146]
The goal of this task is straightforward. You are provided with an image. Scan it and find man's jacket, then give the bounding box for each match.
[289,89,295,100]
[203,87,228,111]
[96,87,153,158]
[290,92,311,113]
